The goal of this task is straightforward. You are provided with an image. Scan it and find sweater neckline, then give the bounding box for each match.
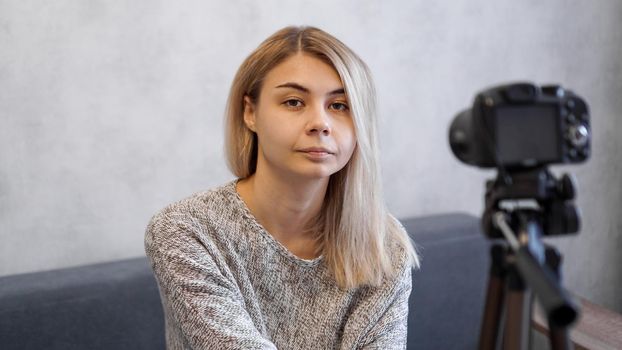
[225,179,324,267]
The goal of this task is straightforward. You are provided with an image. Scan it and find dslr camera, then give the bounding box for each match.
[449,82,590,169]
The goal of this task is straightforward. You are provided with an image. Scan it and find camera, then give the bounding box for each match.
[447,83,592,344]
[449,82,591,169]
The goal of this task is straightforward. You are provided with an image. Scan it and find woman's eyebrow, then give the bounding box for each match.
[275,82,345,96]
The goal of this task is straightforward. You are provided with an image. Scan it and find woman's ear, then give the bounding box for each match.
[243,95,257,132]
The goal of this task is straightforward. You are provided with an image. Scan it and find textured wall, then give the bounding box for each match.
[1,1,620,311]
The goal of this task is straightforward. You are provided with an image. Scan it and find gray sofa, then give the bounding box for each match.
[0,213,489,349]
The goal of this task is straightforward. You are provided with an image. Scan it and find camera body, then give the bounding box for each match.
[449,83,590,169]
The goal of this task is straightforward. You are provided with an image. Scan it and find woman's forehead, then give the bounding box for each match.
[263,53,344,95]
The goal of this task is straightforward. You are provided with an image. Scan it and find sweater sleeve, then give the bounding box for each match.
[145,207,277,350]
[357,259,413,350]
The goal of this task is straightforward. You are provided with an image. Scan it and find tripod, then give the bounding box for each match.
[477,168,581,350]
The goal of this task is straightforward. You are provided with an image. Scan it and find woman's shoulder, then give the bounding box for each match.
[145,179,240,241]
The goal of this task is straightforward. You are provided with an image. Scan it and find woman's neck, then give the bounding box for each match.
[235,172,328,255]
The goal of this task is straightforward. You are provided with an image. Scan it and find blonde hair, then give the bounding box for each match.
[224,26,419,289]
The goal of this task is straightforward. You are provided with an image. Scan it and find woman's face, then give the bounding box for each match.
[244,53,357,181]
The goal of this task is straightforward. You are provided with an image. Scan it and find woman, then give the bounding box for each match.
[145,26,419,349]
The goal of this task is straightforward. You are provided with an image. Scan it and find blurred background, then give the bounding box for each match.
[1,0,620,313]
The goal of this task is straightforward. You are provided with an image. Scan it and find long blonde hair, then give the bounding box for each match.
[224,26,419,289]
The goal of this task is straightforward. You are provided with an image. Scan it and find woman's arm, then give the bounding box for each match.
[145,208,277,350]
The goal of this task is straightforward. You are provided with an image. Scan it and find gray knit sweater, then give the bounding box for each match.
[144,179,413,350]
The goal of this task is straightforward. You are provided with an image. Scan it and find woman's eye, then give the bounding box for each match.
[283,99,303,108]
[330,102,349,111]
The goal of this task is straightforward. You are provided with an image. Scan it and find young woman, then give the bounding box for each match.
[145,26,419,349]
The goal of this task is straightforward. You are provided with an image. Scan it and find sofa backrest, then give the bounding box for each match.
[402,213,488,349]
[0,257,165,350]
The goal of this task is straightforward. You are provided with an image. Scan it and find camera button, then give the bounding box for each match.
[560,107,569,116]
[566,124,590,147]
[543,85,564,97]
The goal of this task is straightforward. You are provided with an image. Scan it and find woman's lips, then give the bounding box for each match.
[300,147,333,160]
[299,147,333,154]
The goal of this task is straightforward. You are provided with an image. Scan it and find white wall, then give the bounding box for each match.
[1,0,620,312]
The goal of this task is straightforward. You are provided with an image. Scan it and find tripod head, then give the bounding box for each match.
[482,166,581,240]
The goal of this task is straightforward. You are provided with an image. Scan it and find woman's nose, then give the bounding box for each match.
[306,106,331,135]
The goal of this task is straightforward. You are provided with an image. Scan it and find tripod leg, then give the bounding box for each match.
[545,246,574,350]
[479,245,506,350]
[503,251,532,350]
[503,288,532,350]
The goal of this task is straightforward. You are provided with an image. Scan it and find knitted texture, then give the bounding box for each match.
[144,179,412,349]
